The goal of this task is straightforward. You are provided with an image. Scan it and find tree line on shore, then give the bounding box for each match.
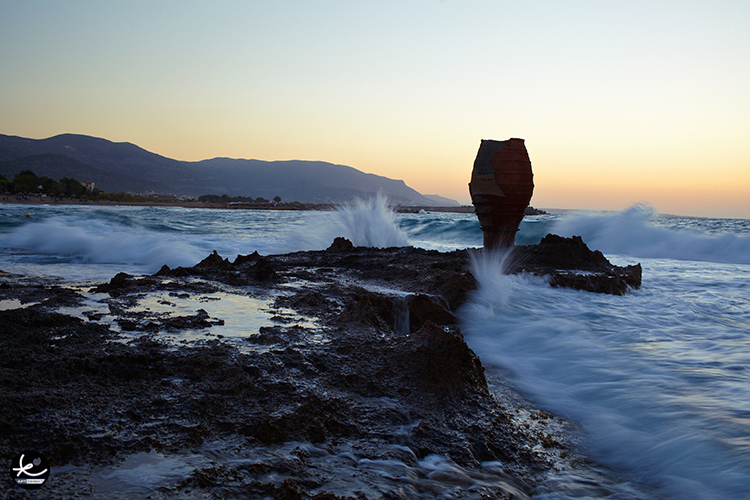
[0,169,291,205]
[0,169,161,203]
[197,194,283,204]
[1,169,89,197]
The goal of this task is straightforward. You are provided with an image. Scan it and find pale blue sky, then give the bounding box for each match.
[2,1,748,216]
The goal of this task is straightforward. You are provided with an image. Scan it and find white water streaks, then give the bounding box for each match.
[461,248,750,500]
[73,441,530,499]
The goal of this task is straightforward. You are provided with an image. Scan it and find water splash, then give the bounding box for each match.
[393,295,410,335]
[551,204,750,264]
[286,194,410,250]
[333,195,410,248]
[466,248,518,309]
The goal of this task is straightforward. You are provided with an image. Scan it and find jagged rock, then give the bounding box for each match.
[509,235,642,295]
[525,206,548,215]
[251,257,277,282]
[91,272,137,295]
[151,251,276,285]
[165,266,192,278]
[326,236,354,252]
[233,251,260,266]
[394,321,488,397]
[195,250,229,269]
[163,309,223,330]
[334,290,457,335]
[154,264,171,276]
[433,271,477,311]
[516,234,609,269]
[337,293,392,332]
[406,294,456,332]
[0,242,635,498]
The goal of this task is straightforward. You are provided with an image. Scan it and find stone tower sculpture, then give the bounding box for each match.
[469,138,534,249]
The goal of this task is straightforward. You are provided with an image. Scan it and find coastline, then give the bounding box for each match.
[0,194,480,213]
[0,237,643,498]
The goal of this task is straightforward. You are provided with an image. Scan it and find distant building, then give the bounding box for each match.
[81,182,95,192]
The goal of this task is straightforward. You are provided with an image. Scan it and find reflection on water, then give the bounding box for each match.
[57,285,320,350]
[0,298,38,310]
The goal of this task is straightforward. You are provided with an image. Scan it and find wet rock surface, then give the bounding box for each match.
[509,235,642,295]
[0,235,642,498]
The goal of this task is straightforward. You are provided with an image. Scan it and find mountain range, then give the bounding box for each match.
[0,134,459,206]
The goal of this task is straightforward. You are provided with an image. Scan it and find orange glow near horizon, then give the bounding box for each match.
[1,1,748,218]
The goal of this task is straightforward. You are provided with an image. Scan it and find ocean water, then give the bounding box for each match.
[1,200,749,499]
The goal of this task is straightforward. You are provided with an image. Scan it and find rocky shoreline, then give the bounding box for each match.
[1,236,643,499]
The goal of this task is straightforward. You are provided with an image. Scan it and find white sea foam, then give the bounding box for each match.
[461,225,750,500]
[0,197,411,277]
[551,204,750,264]
[285,194,411,250]
[4,215,207,270]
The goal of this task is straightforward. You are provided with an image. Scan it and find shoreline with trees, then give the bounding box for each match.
[2,169,544,215]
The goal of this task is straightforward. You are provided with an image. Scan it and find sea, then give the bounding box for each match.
[1,199,749,499]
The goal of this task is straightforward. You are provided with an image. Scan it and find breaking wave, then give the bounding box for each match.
[550,204,750,264]
[285,195,410,250]
[0,197,412,276]
[4,215,208,270]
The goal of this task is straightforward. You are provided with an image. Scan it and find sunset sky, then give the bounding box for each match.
[2,1,748,218]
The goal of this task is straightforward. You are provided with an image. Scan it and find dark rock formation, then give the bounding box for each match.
[151,251,277,285]
[524,206,547,215]
[0,281,565,499]
[326,236,355,252]
[469,139,535,248]
[147,236,640,307]
[509,235,642,295]
[0,234,644,498]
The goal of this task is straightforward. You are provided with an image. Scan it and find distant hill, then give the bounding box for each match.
[191,157,429,204]
[423,194,461,206]
[0,134,202,195]
[0,133,450,205]
[0,153,168,193]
